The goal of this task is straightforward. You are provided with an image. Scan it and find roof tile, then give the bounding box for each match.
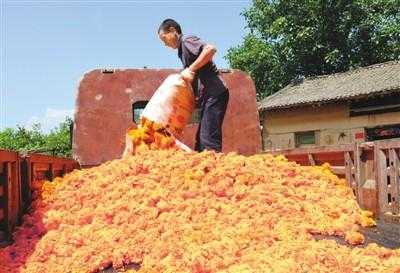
[259,61,400,110]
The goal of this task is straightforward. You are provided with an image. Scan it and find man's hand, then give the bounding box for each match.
[180,68,195,83]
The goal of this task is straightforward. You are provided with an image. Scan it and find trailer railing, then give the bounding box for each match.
[374,140,400,217]
[0,150,80,244]
[266,139,400,222]
[0,150,21,243]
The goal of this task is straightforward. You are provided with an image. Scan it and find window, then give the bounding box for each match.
[132,101,200,125]
[366,124,400,141]
[132,101,148,124]
[350,94,400,117]
[295,131,316,147]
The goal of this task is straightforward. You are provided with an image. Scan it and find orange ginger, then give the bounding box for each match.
[126,117,176,153]
[0,149,398,273]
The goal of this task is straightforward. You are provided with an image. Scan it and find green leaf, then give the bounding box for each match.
[225,0,400,100]
[0,117,73,158]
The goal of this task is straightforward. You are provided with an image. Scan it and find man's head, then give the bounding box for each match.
[158,19,182,49]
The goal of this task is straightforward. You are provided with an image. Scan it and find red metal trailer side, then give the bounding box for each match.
[0,150,21,242]
[20,153,80,211]
[73,69,262,167]
[0,151,79,244]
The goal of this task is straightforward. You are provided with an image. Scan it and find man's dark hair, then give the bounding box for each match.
[158,19,182,34]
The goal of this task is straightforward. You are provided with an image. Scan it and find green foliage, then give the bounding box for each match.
[226,0,400,99]
[0,117,73,158]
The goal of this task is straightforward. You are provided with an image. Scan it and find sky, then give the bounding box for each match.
[0,0,251,132]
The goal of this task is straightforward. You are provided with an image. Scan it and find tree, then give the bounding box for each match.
[0,117,73,157]
[226,0,400,100]
[44,117,73,157]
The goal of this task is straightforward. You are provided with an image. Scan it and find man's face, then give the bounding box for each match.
[158,27,179,49]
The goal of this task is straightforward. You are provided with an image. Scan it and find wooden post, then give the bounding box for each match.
[344,151,357,194]
[308,153,316,166]
[376,146,389,214]
[388,148,399,215]
[354,144,365,205]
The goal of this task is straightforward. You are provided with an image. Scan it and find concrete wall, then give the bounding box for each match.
[262,103,400,150]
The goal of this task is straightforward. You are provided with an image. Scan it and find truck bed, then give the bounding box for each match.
[99,220,400,273]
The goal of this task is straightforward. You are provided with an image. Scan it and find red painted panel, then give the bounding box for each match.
[73,69,262,166]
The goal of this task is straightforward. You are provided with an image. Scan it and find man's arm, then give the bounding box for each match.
[188,44,216,72]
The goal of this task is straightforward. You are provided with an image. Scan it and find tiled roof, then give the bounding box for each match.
[259,61,400,111]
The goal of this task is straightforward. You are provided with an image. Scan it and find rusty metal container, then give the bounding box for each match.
[73,69,262,167]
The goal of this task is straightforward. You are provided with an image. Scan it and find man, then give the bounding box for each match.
[158,19,229,153]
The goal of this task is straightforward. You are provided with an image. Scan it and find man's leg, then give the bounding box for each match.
[194,103,205,152]
[197,90,229,152]
[194,121,203,152]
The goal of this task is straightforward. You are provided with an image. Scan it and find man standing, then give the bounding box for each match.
[158,19,229,152]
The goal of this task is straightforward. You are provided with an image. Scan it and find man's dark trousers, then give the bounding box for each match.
[195,90,229,152]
